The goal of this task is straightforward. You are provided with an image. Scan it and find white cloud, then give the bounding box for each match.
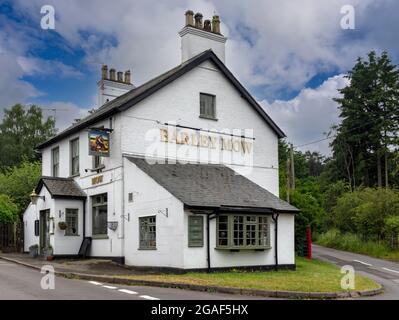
[263,74,349,155]
[17,57,83,79]
[42,101,90,132]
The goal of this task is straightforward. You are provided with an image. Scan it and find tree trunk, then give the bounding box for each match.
[377,149,382,188]
[385,150,389,188]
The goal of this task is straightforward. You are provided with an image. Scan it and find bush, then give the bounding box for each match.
[331,188,399,240]
[317,229,394,258]
[0,194,19,224]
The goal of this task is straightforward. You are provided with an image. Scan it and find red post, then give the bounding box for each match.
[306,225,312,259]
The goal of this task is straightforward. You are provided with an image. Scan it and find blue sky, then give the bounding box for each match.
[1,0,399,154]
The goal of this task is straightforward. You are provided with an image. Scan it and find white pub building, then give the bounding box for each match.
[24,11,298,271]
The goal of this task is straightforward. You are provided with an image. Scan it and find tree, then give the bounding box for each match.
[332,51,399,188]
[0,161,42,214]
[0,194,19,224]
[0,104,56,170]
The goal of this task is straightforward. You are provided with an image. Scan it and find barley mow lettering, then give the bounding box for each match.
[160,128,253,154]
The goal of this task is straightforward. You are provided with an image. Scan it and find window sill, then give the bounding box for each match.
[70,173,80,178]
[92,235,109,240]
[64,234,80,237]
[199,115,218,121]
[138,247,157,250]
[215,246,271,251]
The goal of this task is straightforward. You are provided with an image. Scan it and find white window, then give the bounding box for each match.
[51,147,59,177]
[139,216,156,249]
[65,209,79,236]
[92,194,108,237]
[70,138,79,176]
[200,93,216,119]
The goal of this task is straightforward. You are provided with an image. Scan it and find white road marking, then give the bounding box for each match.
[102,285,117,289]
[140,295,160,300]
[88,281,103,286]
[118,289,138,295]
[382,267,399,274]
[353,260,372,267]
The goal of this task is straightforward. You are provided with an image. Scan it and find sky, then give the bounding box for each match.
[1,0,399,155]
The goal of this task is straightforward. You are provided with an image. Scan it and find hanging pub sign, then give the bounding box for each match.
[88,129,110,157]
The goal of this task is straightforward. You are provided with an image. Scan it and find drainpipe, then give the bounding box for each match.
[206,214,210,272]
[272,212,280,271]
[206,209,218,273]
[82,198,86,238]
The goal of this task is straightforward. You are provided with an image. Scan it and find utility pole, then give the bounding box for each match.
[286,157,291,203]
[290,143,295,191]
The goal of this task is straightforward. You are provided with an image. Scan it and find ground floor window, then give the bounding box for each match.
[139,216,156,249]
[217,214,270,249]
[92,193,108,236]
[188,215,204,247]
[65,208,79,236]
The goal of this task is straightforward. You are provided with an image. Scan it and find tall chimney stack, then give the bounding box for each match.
[101,65,108,79]
[97,66,135,107]
[117,71,123,82]
[124,70,131,84]
[179,10,227,63]
[194,13,203,28]
[212,15,221,34]
[109,68,116,81]
[185,10,194,26]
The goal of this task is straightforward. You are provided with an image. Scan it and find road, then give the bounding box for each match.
[0,259,262,300]
[313,244,399,300]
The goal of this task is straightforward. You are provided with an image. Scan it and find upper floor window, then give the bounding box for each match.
[51,147,59,177]
[200,93,216,120]
[70,138,79,176]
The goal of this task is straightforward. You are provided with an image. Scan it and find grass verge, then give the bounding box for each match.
[316,229,399,261]
[116,257,380,293]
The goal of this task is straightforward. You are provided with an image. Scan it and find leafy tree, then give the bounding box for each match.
[332,51,399,188]
[0,104,56,170]
[0,161,42,214]
[0,194,19,224]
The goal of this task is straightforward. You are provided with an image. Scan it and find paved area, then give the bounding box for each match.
[0,259,264,300]
[313,244,399,300]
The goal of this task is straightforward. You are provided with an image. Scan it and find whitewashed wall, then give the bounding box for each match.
[120,60,280,196]
[123,159,186,268]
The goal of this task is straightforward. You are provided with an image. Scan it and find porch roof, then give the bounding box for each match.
[128,157,299,213]
[36,176,87,199]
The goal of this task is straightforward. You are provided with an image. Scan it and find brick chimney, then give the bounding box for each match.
[97,66,135,107]
[179,10,227,63]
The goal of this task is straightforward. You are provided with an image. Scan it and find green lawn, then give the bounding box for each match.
[118,257,380,293]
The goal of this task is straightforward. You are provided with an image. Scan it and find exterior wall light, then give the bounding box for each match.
[30,189,45,205]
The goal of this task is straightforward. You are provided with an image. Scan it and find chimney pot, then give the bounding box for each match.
[212,15,221,34]
[204,19,211,31]
[117,71,123,82]
[124,70,131,84]
[194,12,203,29]
[185,10,194,26]
[109,68,116,81]
[101,65,108,79]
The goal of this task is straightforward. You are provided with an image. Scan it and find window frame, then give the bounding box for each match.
[70,137,80,176]
[216,214,270,250]
[91,193,108,238]
[139,216,156,250]
[65,208,79,236]
[51,146,59,177]
[188,215,204,247]
[199,93,217,120]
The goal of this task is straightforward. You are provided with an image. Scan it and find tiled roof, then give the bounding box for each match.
[36,176,86,199]
[37,50,285,150]
[128,157,299,213]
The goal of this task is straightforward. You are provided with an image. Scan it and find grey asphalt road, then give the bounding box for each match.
[313,244,399,300]
[0,259,264,300]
